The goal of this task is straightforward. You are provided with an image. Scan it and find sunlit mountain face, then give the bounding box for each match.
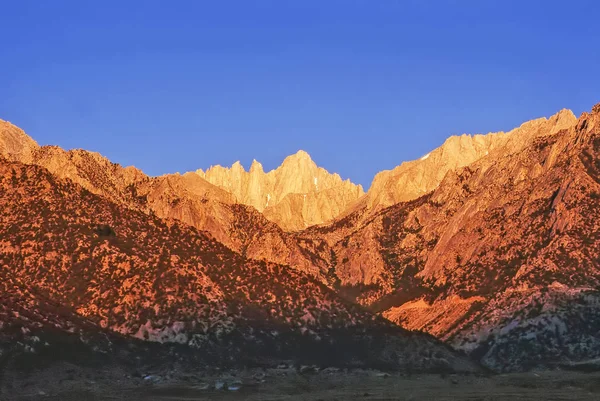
[0,103,598,385]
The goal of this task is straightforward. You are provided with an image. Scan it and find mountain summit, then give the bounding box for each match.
[196,150,365,230]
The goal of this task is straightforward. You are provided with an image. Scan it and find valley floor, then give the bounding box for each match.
[5,367,600,401]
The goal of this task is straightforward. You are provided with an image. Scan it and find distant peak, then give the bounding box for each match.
[551,108,577,122]
[231,160,245,172]
[294,149,311,158]
[279,150,317,171]
[249,159,264,173]
[282,150,313,164]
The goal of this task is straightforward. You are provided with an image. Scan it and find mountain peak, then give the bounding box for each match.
[287,149,313,161]
[555,108,576,119]
[549,108,577,129]
[231,160,245,172]
[281,150,316,169]
[197,149,363,230]
[250,159,264,173]
[294,149,311,158]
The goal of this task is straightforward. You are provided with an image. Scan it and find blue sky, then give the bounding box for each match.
[1,0,598,188]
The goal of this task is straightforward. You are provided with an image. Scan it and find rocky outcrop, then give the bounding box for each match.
[197,150,364,230]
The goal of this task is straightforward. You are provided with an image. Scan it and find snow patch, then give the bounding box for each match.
[420,153,431,161]
[314,177,318,191]
[265,193,271,207]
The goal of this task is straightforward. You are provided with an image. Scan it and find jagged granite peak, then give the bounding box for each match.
[281,149,316,166]
[196,150,365,230]
[249,158,264,173]
[231,160,245,171]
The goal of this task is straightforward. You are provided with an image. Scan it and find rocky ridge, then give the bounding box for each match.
[0,122,329,277]
[361,108,577,212]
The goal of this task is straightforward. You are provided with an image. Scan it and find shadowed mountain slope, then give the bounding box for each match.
[0,158,477,372]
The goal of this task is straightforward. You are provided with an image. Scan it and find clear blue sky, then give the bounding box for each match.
[1,0,598,188]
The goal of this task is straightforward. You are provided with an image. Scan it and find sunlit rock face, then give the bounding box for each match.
[363,108,577,212]
[196,150,365,231]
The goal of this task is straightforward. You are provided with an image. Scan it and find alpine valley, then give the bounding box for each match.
[0,103,599,395]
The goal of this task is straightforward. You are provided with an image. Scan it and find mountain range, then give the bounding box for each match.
[0,102,598,375]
